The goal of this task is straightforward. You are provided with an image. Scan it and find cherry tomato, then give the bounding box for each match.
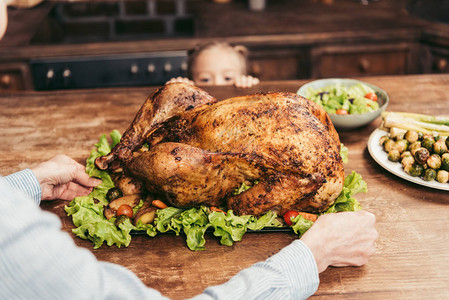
[336,109,349,115]
[116,204,133,218]
[364,92,378,101]
[284,210,299,226]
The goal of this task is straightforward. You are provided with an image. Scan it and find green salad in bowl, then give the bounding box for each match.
[297,78,389,130]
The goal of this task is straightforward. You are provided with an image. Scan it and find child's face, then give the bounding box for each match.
[191,47,244,86]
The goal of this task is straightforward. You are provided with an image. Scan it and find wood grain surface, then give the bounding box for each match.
[1,74,449,299]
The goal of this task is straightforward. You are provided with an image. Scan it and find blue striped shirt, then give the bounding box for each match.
[0,169,319,300]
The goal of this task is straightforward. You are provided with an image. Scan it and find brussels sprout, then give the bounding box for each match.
[427,154,442,169]
[390,127,406,140]
[409,141,422,156]
[421,138,435,152]
[401,151,412,159]
[115,215,129,226]
[441,153,449,172]
[379,135,389,147]
[437,170,449,183]
[418,132,424,140]
[414,147,430,165]
[405,130,419,143]
[423,168,437,181]
[446,137,449,149]
[395,139,409,153]
[433,140,448,155]
[388,150,401,162]
[401,155,415,169]
[384,139,396,152]
[407,164,424,177]
[107,187,123,201]
[422,134,435,141]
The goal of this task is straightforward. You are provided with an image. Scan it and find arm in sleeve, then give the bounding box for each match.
[4,169,41,205]
[191,240,319,300]
[0,176,169,300]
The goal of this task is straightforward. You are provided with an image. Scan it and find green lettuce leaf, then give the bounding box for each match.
[340,143,349,164]
[290,170,366,236]
[65,130,151,249]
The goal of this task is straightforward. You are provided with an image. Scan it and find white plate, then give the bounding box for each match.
[367,128,449,191]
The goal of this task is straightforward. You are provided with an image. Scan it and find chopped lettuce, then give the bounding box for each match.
[66,130,367,251]
[305,83,379,115]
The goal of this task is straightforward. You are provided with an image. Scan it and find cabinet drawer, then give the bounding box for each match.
[0,63,33,91]
[428,47,449,73]
[249,48,310,80]
[312,43,413,78]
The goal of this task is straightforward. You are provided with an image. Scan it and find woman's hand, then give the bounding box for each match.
[31,155,102,201]
[300,211,378,273]
[235,75,260,88]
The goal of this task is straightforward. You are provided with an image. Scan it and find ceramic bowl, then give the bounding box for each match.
[297,78,389,130]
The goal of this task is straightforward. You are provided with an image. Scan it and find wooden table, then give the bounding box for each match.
[1,74,449,299]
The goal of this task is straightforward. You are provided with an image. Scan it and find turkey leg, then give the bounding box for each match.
[127,142,262,208]
[95,83,217,170]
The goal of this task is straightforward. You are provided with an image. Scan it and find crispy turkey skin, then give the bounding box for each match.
[96,83,344,216]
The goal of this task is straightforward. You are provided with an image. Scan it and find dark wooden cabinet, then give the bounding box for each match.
[310,43,417,78]
[428,46,449,73]
[248,47,310,80]
[0,63,33,92]
[1,0,449,90]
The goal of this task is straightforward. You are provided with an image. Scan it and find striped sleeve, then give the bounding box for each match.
[4,169,42,205]
[191,239,319,300]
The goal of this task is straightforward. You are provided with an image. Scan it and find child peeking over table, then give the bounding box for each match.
[167,41,260,88]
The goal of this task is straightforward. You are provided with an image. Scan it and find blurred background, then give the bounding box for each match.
[0,0,448,91]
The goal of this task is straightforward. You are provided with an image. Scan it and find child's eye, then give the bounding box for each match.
[224,77,233,82]
[199,78,210,83]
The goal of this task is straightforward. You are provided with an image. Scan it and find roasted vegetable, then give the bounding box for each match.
[427,154,442,170]
[433,140,448,155]
[116,175,144,195]
[401,155,415,169]
[441,153,449,172]
[134,206,157,225]
[409,141,422,156]
[405,130,419,143]
[423,168,437,181]
[414,148,430,165]
[407,164,424,177]
[395,140,409,153]
[422,138,435,152]
[108,195,141,210]
[382,112,449,135]
[384,139,396,152]
[106,187,122,201]
[388,150,401,162]
[437,170,449,183]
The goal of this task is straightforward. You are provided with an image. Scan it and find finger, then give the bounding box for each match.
[72,169,102,188]
[58,182,94,201]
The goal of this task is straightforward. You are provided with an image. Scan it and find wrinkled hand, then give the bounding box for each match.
[301,211,378,273]
[31,155,102,201]
[166,77,195,85]
[234,75,260,88]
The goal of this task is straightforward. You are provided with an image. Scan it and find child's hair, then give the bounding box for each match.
[186,41,250,79]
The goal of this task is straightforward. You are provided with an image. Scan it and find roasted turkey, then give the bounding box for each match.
[96,82,344,217]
